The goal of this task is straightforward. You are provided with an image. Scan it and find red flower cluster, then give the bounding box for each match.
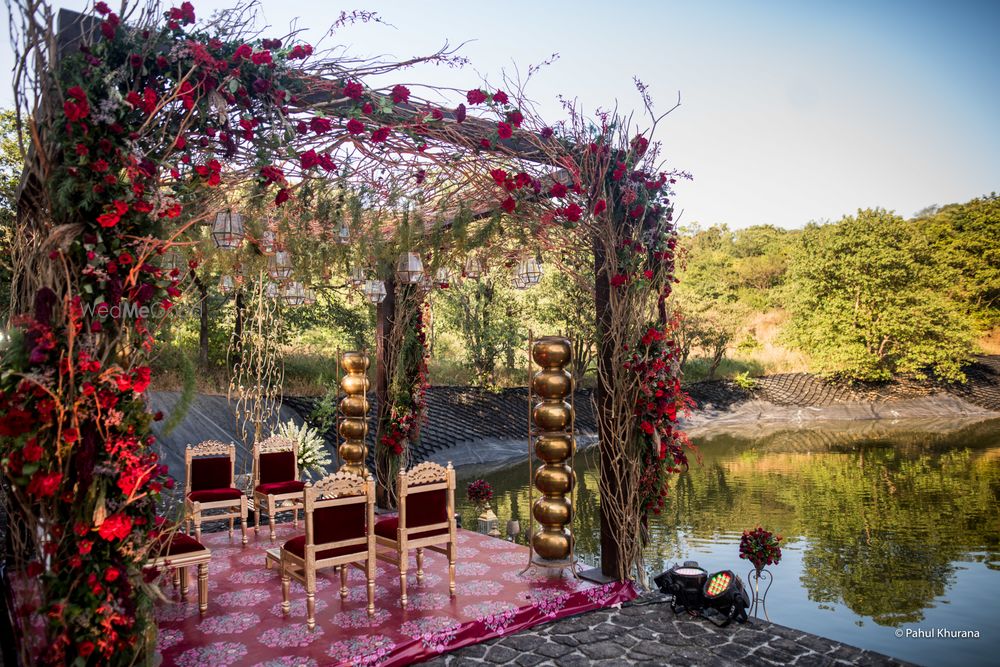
[467,479,493,505]
[739,526,783,573]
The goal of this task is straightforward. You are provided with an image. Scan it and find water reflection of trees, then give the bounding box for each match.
[464,419,1000,627]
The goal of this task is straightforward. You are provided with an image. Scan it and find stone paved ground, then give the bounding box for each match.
[423,593,913,667]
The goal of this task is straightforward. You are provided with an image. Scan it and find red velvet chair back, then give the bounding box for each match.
[190,456,232,491]
[259,451,296,485]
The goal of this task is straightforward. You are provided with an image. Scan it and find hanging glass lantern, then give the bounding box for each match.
[264,282,280,299]
[434,267,453,289]
[395,252,424,284]
[282,281,307,306]
[363,279,387,304]
[349,266,366,288]
[303,287,317,306]
[511,273,527,290]
[161,251,187,278]
[211,211,245,249]
[463,255,483,280]
[515,257,543,287]
[259,230,277,255]
[219,275,235,295]
[336,223,351,245]
[267,250,293,282]
[418,273,434,292]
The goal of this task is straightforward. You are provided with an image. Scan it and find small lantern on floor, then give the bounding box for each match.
[363,279,387,304]
[211,211,245,249]
[396,252,424,284]
[219,275,235,295]
[463,255,483,280]
[267,250,293,282]
[515,256,543,287]
[478,509,501,538]
[434,267,452,289]
[282,281,306,306]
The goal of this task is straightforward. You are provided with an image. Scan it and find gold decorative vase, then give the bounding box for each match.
[530,336,575,562]
[338,351,370,477]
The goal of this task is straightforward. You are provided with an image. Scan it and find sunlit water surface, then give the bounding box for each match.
[457,418,1000,667]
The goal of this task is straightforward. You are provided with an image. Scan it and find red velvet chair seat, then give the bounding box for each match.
[188,488,243,503]
[282,535,366,561]
[155,531,207,557]
[256,480,305,496]
[374,516,448,539]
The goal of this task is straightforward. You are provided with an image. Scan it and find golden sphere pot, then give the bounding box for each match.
[532,400,572,431]
[532,529,573,561]
[534,433,575,463]
[532,368,573,400]
[532,336,572,369]
[534,464,575,495]
[338,350,370,477]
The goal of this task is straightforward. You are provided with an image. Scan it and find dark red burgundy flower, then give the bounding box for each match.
[343,81,364,100]
[454,103,467,123]
[391,84,410,104]
[492,90,509,104]
[496,122,513,140]
[466,89,487,105]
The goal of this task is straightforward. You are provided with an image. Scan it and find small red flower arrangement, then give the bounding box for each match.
[466,479,493,507]
[739,526,783,574]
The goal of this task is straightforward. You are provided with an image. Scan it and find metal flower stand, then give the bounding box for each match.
[747,568,773,620]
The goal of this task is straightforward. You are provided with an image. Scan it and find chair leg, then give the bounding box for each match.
[172,568,180,590]
[293,506,299,528]
[416,548,424,584]
[268,497,276,542]
[193,506,202,543]
[229,516,234,538]
[179,566,189,599]
[340,565,348,600]
[367,558,376,617]
[399,550,408,609]
[240,496,249,546]
[306,571,317,630]
[280,565,291,617]
[197,562,208,615]
[448,541,456,597]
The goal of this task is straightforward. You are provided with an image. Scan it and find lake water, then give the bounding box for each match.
[457,418,1000,667]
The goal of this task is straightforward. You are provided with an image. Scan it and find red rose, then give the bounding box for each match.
[629,205,645,218]
[506,110,523,127]
[593,199,607,215]
[300,149,319,170]
[466,89,487,105]
[540,126,554,139]
[610,274,628,288]
[500,197,516,213]
[343,81,364,100]
[454,103,467,123]
[391,84,410,104]
[27,471,62,498]
[564,203,583,222]
[63,428,79,444]
[496,122,513,139]
[549,182,567,198]
[275,188,291,205]
[346,118,365,134]
[132,367,151,393]
[98,513,132,541]
[104,567,120,582]
[362,102,373,114]
[492,90,509,104]
[490,169,508,186]
[309,116,332,134]
[370,126,390,143]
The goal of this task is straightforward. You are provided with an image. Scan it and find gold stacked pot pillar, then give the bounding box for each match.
[338,352,370,477]
[530,336,576,562]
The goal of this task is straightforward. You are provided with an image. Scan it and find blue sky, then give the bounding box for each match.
[2,0,998,228]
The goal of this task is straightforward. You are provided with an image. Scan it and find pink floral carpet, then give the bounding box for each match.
[155,523,636,666]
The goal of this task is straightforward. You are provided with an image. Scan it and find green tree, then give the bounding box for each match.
[919,194,1000,329]
[785,208,975,381]
[531,267,597,381]
[437,277,523,386]
[0,110,25,321]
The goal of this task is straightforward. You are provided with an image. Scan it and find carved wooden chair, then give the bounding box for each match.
[184,440,248,545]
[265,471,376,630]
[147,530,212,615]
[252,434,305,542]
[374,461,457,609]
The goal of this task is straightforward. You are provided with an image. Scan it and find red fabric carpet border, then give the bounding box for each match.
[154,523,636,666]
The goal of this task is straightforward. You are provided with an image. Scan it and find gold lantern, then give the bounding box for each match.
[338,351,370,477]
[267,250,293,282]
[529,336,576,564]
[211,211,245,249]
[259,229,277,255]
[395,252,424,284]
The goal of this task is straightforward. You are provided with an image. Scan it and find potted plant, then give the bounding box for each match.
[739,526,782,618]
